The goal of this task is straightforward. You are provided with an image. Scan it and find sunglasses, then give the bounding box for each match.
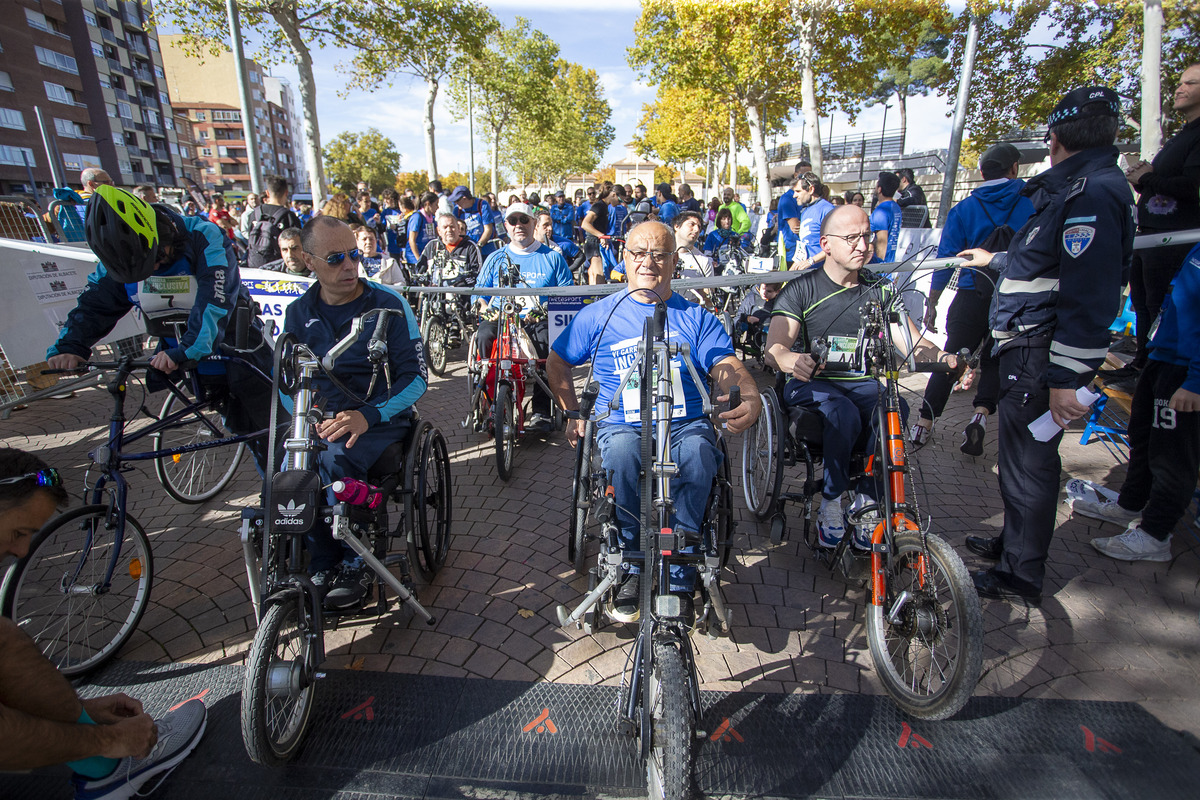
[312,248,362,265]
[0,468,62,488]
[507,215,532,225]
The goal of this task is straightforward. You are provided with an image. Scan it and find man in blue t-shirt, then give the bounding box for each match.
[870,171,903,264]
[548,220,760,623]
[791,172,835,270]
[406,192,438,266]
[654,183,679,227]
[473,202,575,429]
[549,191,575,240]
[450,185,497,257]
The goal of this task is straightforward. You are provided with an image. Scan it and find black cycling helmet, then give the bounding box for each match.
[85,185,160,283]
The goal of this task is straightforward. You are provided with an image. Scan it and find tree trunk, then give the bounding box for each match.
[491,129,499,196]
[1141,0,1163,160]
[424,76,439,180]
[896,89,908,155]
[794,2,823,176]
[274,11,324,205]
[745,101,771,207]
[728,107,737,195]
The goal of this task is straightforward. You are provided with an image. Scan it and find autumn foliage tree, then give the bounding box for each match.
[323,129,401,195]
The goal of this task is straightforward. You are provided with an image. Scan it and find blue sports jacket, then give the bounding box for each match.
[933,178,1035,291]
[1148,242,1200,394]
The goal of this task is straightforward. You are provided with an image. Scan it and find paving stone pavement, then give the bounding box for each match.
[3,355,1199,740]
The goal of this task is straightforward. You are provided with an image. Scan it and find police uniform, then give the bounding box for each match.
[979,87,1135,600]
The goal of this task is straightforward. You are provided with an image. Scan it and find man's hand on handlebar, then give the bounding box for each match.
[317,410,369,448]
[717,390,760,435]
[564,417,585,448]
[149,351,178,374]
[792,353,822,382]
[46,353,84,371]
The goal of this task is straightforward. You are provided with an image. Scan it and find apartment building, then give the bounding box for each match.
[0,0,185,198]
[160,34,300,193]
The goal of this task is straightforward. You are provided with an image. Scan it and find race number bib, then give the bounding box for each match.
[827,335,860,366]
[621,361,687,423]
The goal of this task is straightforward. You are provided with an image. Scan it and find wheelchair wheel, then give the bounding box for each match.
[0,505,153,678]
[153,391,246,504]
[494,383,516,481]
[241,596,317,765]
[423,317,449,376]
[568,424,596,575]
[865,531,983,720]
[644,637,695,800]
[741,389,782,520]
[409,426,452,581]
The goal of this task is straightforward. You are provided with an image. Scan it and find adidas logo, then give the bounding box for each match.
[277,499,307,517]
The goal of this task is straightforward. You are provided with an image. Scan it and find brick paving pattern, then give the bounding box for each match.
[3,358,1198,738]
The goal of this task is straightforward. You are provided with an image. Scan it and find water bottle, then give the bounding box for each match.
[331,478,384,509]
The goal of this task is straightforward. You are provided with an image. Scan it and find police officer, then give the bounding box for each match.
[957,87,1134,605]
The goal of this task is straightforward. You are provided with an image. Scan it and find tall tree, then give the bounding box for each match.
[347,1,498,181]
[862,8,955,153]
[323,129,401,194]
[447,19,559,195]
[501,60,614,189]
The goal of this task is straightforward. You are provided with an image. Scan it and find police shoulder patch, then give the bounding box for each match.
[1065,177,1087,201]
[1063,224,1096,258]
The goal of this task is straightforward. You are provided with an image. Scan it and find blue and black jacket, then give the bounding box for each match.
[1148,242,1200,395]
[932,178,1035,292]
[282,279,427,427]
[48,208,250,367]
[989,146,1135,389]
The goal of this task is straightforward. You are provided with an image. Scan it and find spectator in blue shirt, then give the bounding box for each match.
[550,191,575,240]
[406,192,438,266]
[870,171,903,264]
[450,185,497,256]
[654,183,679,227]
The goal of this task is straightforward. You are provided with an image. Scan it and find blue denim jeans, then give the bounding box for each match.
[596,418,721,592]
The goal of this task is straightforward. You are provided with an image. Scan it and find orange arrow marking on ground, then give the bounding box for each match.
[897,722,932,749]
[341,696,376,721]
[1081,725,1121,754]
[168,689,209,711]
[523,708,557,733]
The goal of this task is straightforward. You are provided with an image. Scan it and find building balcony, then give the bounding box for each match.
[150,147,170,161]
[100,29,122,45]
[133,69,154,85]
[145,123,164,137]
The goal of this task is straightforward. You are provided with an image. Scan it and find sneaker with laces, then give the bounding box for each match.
[1091,526,1172,562]
[610,573,640,623]
[846,493,874,549]
[73,699,207,800]
[310,568,336,601]
[1071,497,1141,526]
[817,498,845,548]
[323,561,372,610]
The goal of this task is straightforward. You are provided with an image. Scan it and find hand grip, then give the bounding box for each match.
[235,305,249,350]
[579,380,600,418]
[810,338,829,367]
[727,385,741,412]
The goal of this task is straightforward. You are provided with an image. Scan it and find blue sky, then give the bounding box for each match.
[261,0,958,178]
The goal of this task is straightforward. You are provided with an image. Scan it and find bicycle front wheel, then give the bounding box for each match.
[1,504,154,678]
[644,637,695,800]
[425,317,449,376]
[153,391,246,504]
[494,383,516,481]
[241,597,317,765]
[865,531,983,720]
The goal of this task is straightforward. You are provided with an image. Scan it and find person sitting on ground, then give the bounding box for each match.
[1069,241,1200,563]
[764,205,957,549]
[548,221,761,622]
[473,203,574,431]
[46,186,274,470]
[0,447,208,797]
[283,216,427,610]
[260,227,310,277]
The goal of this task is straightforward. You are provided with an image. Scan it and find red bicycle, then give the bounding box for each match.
[463,256,560,481]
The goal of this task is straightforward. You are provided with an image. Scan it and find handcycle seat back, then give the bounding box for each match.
[365,409,422,485]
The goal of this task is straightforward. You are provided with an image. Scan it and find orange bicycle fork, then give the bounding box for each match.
[867,407,927,605]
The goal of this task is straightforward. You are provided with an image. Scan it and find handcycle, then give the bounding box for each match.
[0,348,270,678]
[740,298,984,719]
[463,255,562,481]
[415,257,474,377]
[238,307,451,765]
[557,304,736,800]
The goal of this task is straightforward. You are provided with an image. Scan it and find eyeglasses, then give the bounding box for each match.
[825,231,872,247]
[627,249,673,264]
[0,468,62,488]
[311,248,362,265]
[507,215,532,225]
[1043,131,1053,144]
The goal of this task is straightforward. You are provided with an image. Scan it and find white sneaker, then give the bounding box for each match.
[846,493,875,549]
[1091,525,1173,563]
[1072,497,1141,526]
[817,497,845,548]
[73,699,207,800]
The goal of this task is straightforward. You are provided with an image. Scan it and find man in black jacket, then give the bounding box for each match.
[957,87,1135,605]
[245,175,302,269]
[1115,64,1200,378]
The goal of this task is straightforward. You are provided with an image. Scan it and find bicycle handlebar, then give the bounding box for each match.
[319,307,405,372]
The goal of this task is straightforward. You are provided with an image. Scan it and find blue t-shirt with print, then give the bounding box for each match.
[870,199,902,263]
[798,198,835,259]
[657,200,680,227]
[551,289,733,427]
[455,199,496,257]
[405,211,436,265]
[777,189,801,262]
[473,243,574,314]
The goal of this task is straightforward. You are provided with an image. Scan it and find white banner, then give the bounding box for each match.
[240,268,314,338]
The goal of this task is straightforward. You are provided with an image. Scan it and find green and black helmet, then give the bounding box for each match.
[84,185,160,283]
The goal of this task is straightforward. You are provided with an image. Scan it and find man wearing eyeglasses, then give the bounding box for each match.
[282,215,427,610]
[765,205,955,551]
[548,221,761,623]
[473,202,575,431]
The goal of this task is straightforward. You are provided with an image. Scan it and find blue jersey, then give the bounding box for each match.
[870,200,902,263]
[797,198,835,259]
[1149,243,1200,393]
[380,207,406,257]
[576,200,591,223]
[933,178,1036,292]
[657,200,680,227]
[777,189,801,262]
[551,289,733,426]
[473,243,574,314]
[550,203,575,240]
[455,199,496,257]
[405,210,436,265]
[608,204,628,237]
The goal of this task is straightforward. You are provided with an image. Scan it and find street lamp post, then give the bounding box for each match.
[881,103,893,157]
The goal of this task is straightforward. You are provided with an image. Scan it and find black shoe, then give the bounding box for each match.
[610,574,640,623]
[1105,375,1138,394]
[1099,364,1140,380]
[971,568,1042,606]
[310,568,337,601]
[960,420,986,457]
[965,535,1002,560]
[1109,338,1137,355]
[324,563,372,610]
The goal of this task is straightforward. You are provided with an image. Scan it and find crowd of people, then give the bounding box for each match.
[3,63,1198,798]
